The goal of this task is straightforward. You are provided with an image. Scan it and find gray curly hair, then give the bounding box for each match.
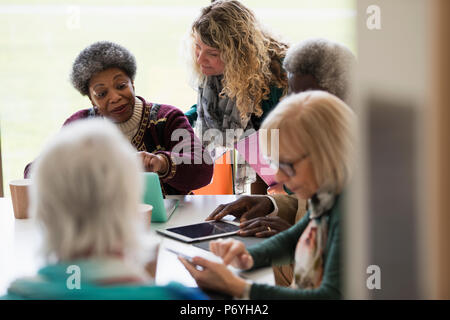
[70,41,137,96]
[283,38,356,104]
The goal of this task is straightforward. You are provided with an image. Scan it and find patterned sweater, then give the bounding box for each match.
[24,96,213,195]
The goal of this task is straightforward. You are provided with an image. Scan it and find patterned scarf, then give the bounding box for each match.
[195,75,256,194]
[197,75,253,141]
[291,191,335,289]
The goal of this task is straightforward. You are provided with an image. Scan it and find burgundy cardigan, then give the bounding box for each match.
[25,96,213,195]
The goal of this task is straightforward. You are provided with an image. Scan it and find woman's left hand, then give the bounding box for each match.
[238,216,292,237]
[138,151,168,174]
[178,256,247,298]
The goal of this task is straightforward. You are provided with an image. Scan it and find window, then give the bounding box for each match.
[0,0,355,195]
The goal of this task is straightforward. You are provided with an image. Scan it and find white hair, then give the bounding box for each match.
[283,38,356,105]
[29,119,143,262]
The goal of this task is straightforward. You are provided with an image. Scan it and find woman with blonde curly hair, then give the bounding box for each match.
[185,0,289,193]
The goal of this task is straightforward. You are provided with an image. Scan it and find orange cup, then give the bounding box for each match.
[9,179,32,219]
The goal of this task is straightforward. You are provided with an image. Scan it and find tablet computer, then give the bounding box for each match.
[156,220,240,243]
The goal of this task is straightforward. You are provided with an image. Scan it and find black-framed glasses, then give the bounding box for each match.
[265,153,309,177]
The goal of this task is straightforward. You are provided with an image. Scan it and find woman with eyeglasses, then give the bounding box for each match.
[180,91,355,299]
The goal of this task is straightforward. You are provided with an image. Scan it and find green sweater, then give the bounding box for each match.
[185,85,285,129]
[247,195,342,300]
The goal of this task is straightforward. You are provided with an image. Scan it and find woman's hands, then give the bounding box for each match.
[209,238,254,269]
[206,195,274,222]
[138,151,168,175]
[206,195,293,238]
[239,216,292,237]
[179,256,248,297]
[178,239,252,298]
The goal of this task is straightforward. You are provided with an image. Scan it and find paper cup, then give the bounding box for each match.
[9,179,32,219]
[139,203,153,227]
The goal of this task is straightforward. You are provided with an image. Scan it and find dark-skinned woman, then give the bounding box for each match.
[24,41,213,195]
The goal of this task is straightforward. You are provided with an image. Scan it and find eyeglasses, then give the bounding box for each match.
[265,153,309,177]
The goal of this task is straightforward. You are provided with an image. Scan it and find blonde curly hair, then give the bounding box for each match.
[191,0,288,120]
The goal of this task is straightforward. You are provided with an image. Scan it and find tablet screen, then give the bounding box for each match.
[165,221,239,240]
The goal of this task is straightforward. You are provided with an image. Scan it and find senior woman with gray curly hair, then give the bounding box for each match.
[284,37,356,105]
[24,41,213,195]
[5,119,207,299]
[180,91,355,299]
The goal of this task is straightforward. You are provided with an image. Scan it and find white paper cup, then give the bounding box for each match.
[139,203,153,227]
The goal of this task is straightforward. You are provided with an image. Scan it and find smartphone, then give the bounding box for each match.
[165,247,194,263]
[166,248,204,271]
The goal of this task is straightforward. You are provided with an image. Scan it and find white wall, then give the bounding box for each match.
[345,0,429,299]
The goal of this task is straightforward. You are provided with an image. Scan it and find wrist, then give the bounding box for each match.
[230,275,249,298]
[264,196,277,215]
[156,154,169,175]
[155,152,177,181]
[240,280,253,300]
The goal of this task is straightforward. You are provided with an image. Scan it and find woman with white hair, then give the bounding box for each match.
[5,119,207,299]
[24,41,213,195]
[180,91,355,299]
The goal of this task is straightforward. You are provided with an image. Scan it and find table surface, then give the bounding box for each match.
[0,195,274,296]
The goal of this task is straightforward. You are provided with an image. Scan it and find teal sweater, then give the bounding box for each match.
[247,195,342,300]
[185,85,285,129]
[1,260,208,300]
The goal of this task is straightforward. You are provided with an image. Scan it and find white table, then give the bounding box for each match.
[0,195,274,296]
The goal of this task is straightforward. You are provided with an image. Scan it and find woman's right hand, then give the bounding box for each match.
[206,195,274,222]
[137,151,168,175]
[209,238,254,270]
